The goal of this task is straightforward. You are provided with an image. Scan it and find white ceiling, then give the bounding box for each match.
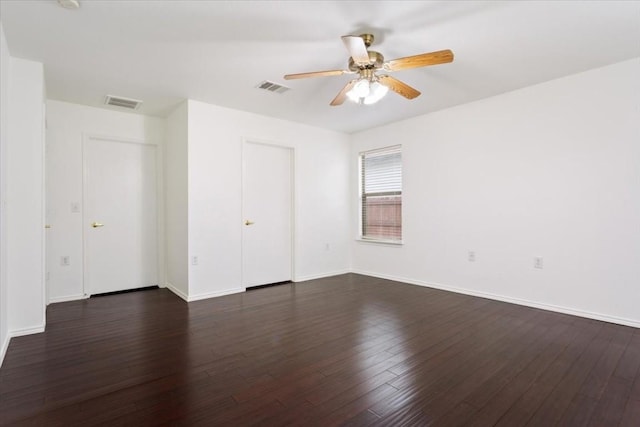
[1,0,639,134]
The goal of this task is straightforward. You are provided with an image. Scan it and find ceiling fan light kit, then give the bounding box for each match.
[284,33,454,106]
[346,77,389,105]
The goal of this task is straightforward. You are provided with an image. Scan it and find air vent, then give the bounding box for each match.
[104,95,143,110]
[256,81,290,94]
[57,0,80,9]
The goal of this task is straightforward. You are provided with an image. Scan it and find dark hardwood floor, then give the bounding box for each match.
[1,273,638,426]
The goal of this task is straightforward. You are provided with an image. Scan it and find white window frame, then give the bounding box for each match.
[358,145,403,245]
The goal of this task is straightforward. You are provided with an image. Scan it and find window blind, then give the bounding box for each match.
[360,145,402,241]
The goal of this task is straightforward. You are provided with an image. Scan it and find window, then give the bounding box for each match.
[359,145,402,242]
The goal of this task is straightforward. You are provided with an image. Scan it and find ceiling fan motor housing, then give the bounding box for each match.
[348,51,385,72]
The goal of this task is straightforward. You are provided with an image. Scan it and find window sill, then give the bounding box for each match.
[356,238,404,246]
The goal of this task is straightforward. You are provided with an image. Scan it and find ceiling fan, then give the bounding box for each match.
[284,34,454,106]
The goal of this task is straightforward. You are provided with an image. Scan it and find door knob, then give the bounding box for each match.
[91,222,104,228]
[244,220,255,226]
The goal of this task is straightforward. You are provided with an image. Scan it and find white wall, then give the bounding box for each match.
[186,100,351,300]
[6,57,46,337]
[164,101,189,299]
[45,100,165,302]
[351,58,640,327]
[0,23,45,365]
[0,22,11,363]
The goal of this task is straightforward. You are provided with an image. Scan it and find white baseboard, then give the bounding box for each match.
[0,334,10,368]
[351,269,640,329]
[1,324,46,367]
[9,324,46,338]
[165,283,244,302]
[165,283,189,302]
[294,269,351,283]
[48,294,87,304]
[187,287,244,302]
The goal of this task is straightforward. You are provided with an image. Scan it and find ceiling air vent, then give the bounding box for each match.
[256,81,290,94]
[57,0,80,9]
[104,95,143,110]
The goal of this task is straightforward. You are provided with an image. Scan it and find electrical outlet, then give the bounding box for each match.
[534,256,543,269]
[468,251,476,262]
[191,256,198,266]
[61,256,70,266]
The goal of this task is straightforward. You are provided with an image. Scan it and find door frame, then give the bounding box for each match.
[241,138,296,289]
[81,133,162,297]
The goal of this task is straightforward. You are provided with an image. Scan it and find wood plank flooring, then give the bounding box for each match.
[1,273,638,426]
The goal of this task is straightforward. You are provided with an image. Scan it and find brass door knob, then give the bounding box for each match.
[91,222,104,228]
[244,220,255,226]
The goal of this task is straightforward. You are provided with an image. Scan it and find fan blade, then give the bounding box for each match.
[330,80,357,106]
[378,75,421,99]
[385,49,454,72]
[341,35,370,65]
[284,69,347,80]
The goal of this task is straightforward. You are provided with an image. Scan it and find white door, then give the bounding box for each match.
[242,142,293,288]
[84,136,158,295]
[44,117,51,304]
